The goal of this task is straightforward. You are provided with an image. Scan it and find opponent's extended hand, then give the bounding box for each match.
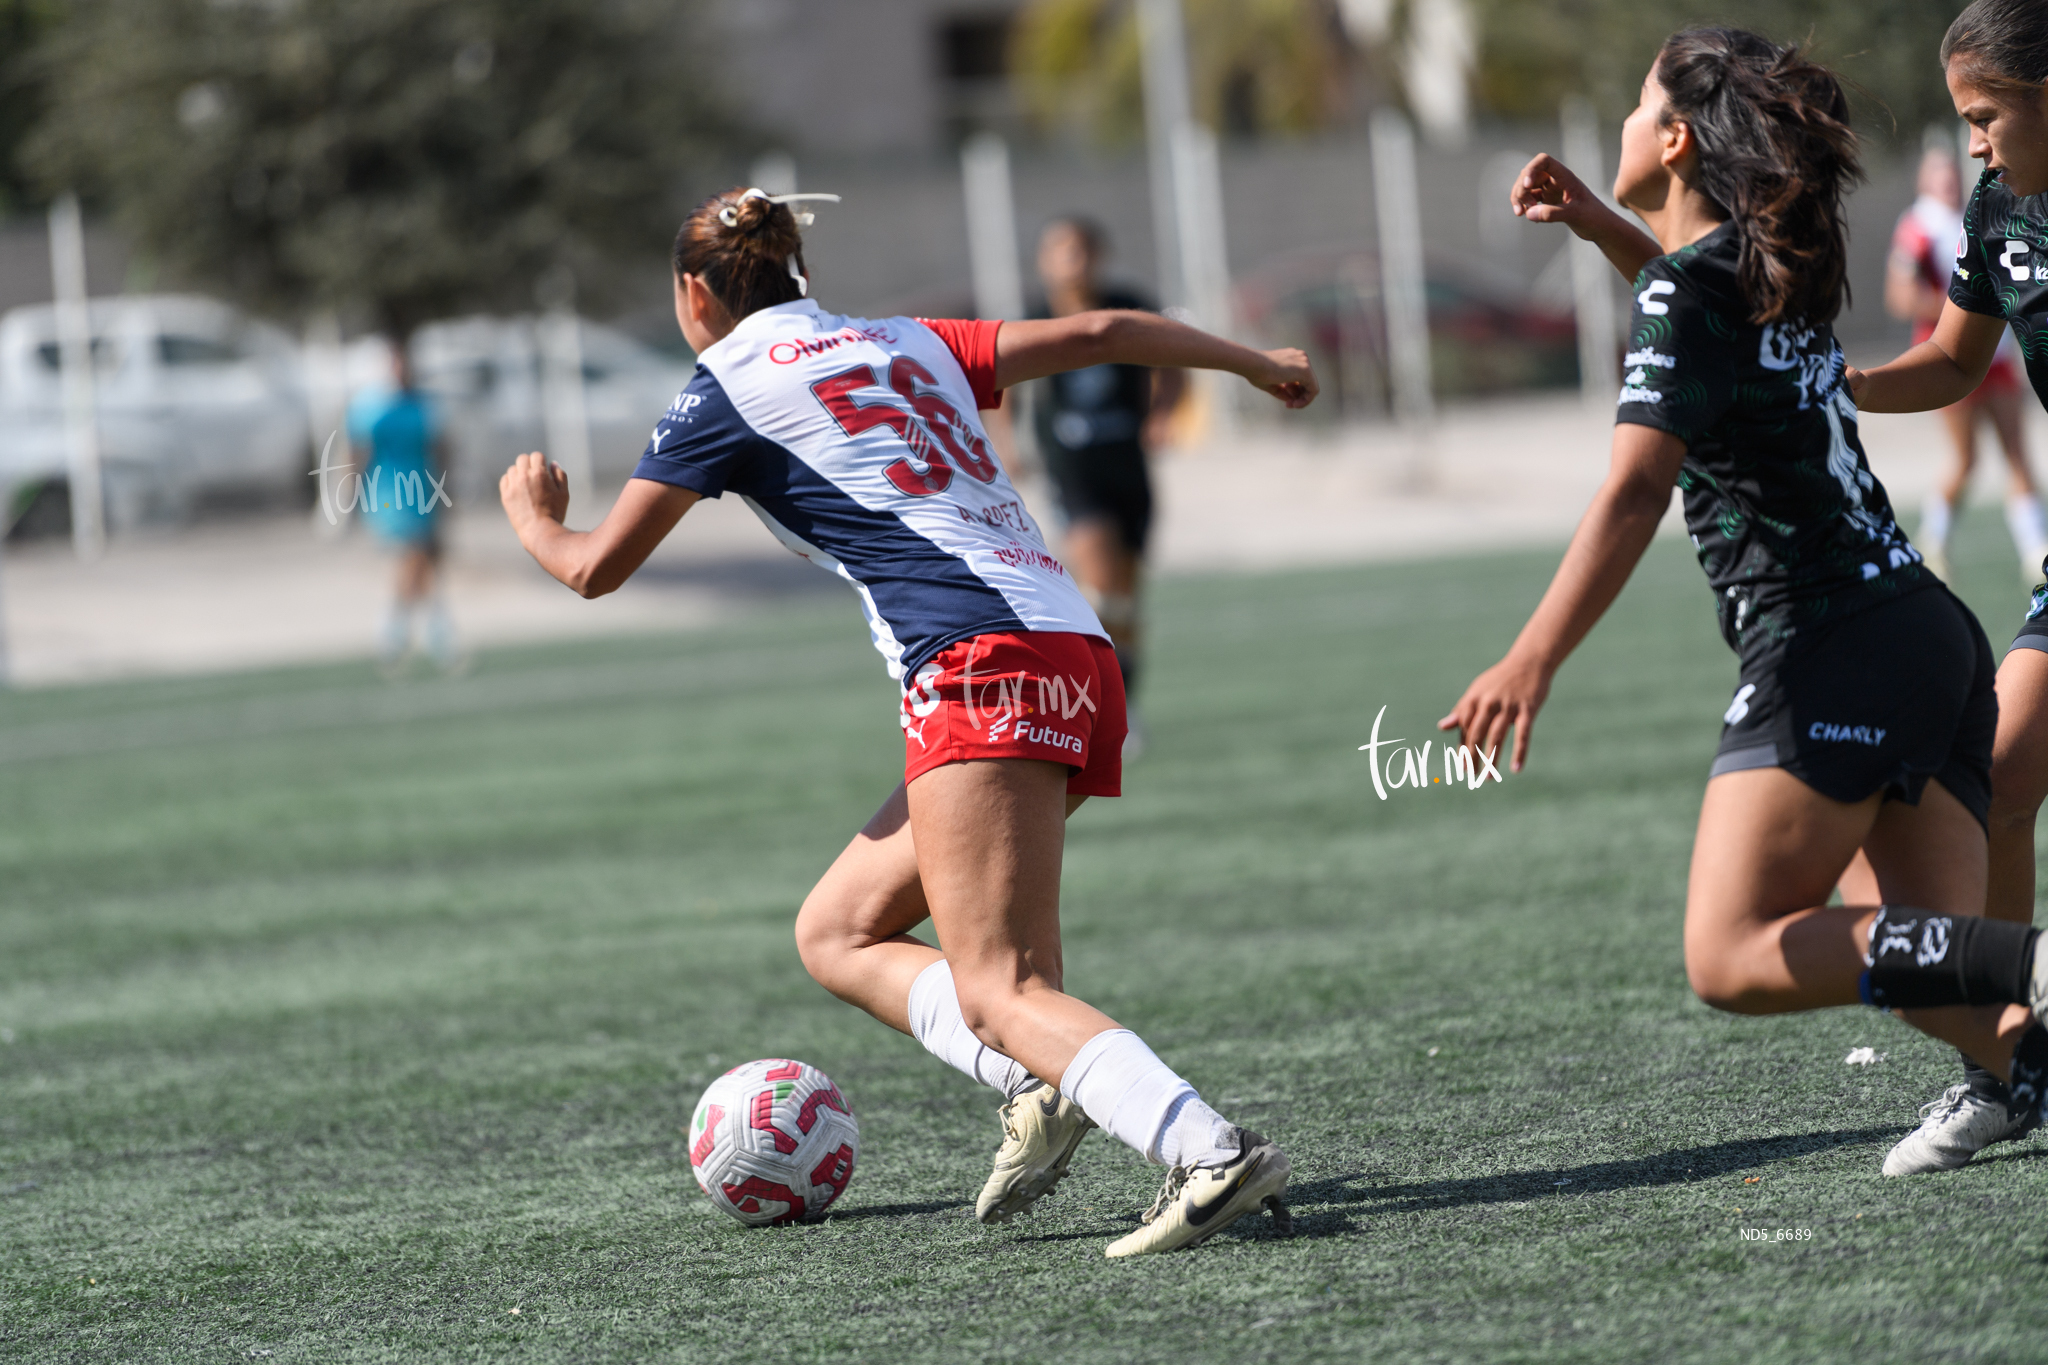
[500,451,570,534]
[1438,650,1552,774]
[1246,348,1317,409]
[1844,365,1867,400]
[1510,154,1612,239]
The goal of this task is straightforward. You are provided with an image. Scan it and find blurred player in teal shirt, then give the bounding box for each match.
[347,344,459,672]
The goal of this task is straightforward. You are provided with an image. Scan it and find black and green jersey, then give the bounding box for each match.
[1950,165,2048,404]
[1616,222,1926,656]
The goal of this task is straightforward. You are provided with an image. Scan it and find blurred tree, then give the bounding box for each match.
[20,0,729,337]
[0,0,61,217]
[1471,0,1961,136]
[1013,0,1363,143]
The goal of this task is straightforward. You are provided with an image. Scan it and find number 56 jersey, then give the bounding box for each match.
[632,300,1105,681]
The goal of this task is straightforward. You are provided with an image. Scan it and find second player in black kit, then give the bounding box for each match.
[1617,222,1996,824]
[1951,163,2048,651]
[1033,284,1160,562]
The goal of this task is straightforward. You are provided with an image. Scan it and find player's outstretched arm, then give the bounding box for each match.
[993,311,1316,409]
[1510,153,1664,284]
[500,453,700,598]
[1847,302,2006,413]
[1438,424,1685,772]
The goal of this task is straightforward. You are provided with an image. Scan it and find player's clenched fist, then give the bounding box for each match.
[1247,348,1317,409]
[500,451,570,532]
[1509,153,1608,237]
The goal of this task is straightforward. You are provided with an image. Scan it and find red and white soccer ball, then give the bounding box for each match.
[688,1059,859,1225]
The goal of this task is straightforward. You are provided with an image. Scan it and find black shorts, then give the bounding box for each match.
[1043,443,1153,555]
[1709,586,1995,828]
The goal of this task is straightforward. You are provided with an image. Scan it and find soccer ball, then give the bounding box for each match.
[688,1059,859,1225]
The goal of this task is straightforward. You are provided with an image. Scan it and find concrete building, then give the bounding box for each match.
[712,0,1025,157]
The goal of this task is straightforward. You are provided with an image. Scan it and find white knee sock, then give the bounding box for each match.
[1059,1028,1240,1169]
[2007,493,2048,568]
[906,960,1036,1100]
[1922,495,1954,550]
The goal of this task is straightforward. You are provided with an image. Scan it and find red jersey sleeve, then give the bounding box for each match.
[916,317,1005,410]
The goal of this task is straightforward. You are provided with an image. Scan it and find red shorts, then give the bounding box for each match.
[899,631,1126,796]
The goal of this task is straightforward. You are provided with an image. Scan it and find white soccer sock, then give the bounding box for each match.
[1922,495,1954,550]
[378,602,412,660]
[2007,494,2048,569]
[906,960,1036,1100]
[1059,1028,1240,1169]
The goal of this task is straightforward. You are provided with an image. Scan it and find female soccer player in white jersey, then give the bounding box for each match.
[1841,0,2048,1174]
[1444,28,2048,1167]
[498,187,1316,1256]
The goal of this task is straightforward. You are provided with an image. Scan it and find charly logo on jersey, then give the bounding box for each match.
[2000,238,2048,283]
[1358,706,1502,800]
[1807,721,1887,747]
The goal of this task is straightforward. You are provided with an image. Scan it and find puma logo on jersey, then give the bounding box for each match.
[1724,683,1757,725]
[1637,280,1676,315]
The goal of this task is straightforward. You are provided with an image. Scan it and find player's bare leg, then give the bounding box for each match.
[1990,649,2048,923]
[907,757,1287,1252]
[1684,768,2029,1066]
[794,778,1098,1222]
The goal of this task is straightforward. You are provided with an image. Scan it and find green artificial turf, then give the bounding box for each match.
[4,512,2048,1363]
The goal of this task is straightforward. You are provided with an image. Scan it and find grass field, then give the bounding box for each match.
[6,513,2048,1363]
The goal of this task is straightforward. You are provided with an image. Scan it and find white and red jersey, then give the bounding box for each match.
[633,300,1104,681]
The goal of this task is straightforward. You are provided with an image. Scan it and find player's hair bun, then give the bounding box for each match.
[675,186,811,321]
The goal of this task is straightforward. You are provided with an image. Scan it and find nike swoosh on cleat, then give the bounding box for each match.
[1184,1159,1260,1229]
[1039,1090,1062,1119]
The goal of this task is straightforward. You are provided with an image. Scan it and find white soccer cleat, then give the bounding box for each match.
[1882,1084,2037,1176]
[1103,1128,1291,1258]
[976,1082,1095,1225]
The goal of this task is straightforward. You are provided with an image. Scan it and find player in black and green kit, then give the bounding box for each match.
[1444,26,2048,1173]
[1853,0,2048,1173]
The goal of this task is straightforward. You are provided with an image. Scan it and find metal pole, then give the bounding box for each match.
[749,151,798,196]
[1134,0,1192,309]
[1171,121,1238,436]
[1561,97,1619,408]
[537,269,595,517]
[304,310,348,536]
[961,133,1026,322]
[48,192,104,559]
[1371,107,1434,428]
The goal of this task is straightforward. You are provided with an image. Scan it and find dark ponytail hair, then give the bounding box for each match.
[1942,0,2048,92]
[673,186,807,320]
[1654,28,1862,326]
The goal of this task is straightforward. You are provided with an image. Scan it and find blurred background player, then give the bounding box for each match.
[1031,217,1184,758]
[348,342,459,675]
[1886,140,2047,585]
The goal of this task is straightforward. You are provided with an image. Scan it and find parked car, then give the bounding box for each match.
[0,294,312,537]
[401,316,695,503]
[1234,248,1581,421]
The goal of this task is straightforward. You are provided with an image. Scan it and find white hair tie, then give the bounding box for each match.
[717,186,842,229]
